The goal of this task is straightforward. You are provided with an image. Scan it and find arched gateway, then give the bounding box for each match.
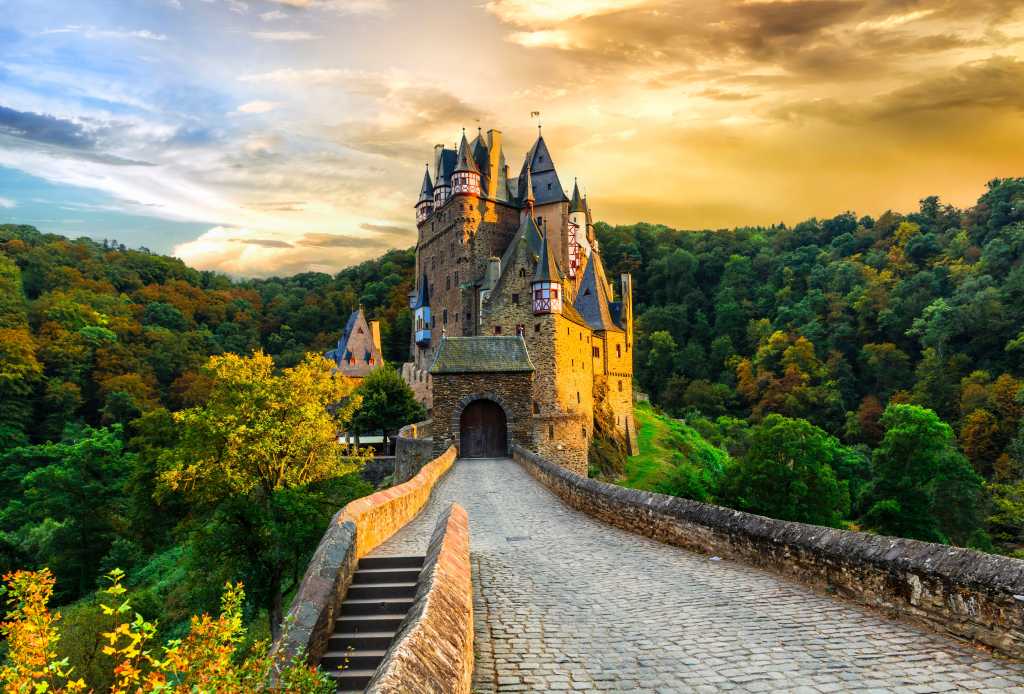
[459,399,508,458]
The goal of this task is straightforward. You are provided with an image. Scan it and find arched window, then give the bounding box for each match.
[519,268,526,278]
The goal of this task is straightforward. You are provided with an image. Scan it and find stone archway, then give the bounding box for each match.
[458,398,509,458]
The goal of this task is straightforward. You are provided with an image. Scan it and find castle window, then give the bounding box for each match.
[549,425,554,439]
[533,401,540,414]
[466,312,471,322]
[446,275,451,290]
[494,326,502,335]
[443,309,448,325]
[455,271,459,284]
[512,293,519,305]
[593,346,601,358]
[518,268,526,278]
[618,380,623,392]
[576,392,580,404]
[534,323,540,333]
[547,183,551,190]
[616,344,621,358]
[582,427,587,438]
[516,324,525,336]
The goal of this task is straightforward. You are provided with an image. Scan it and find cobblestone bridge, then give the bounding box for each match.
[372,458,1024,693]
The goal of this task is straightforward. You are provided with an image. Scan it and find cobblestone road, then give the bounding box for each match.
[371,458,1024,693]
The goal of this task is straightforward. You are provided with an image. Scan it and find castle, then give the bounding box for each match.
[401,127,637,473]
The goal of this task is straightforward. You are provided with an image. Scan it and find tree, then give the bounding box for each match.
[349,365,427,440]
[718,415,850,527]
[161,351,372,638]
[863,404,985,546]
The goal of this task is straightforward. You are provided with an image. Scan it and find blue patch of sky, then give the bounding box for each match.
[0,167,210,254]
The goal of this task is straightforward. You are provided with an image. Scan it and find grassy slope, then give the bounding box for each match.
[621,401,730,490]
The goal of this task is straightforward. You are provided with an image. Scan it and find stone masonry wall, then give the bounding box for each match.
[394,419,434,484]
[270,444,457,673]
[513,445,1024,658]
[341,445,457,558]
[431,371,533,456]
[366,502,473,694]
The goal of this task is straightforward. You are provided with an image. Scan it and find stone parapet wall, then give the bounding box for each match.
[270,445,456,670]
[268,515,357,671]
[513,445,1024,658]
[342,445,457,558]
[395,419,433,484]
[366,502,473,694]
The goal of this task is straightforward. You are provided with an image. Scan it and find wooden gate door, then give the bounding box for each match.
[459,399,508,458]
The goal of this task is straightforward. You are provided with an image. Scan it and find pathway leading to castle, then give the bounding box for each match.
[371,458,1024,693]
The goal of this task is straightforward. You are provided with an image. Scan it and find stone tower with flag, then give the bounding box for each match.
[403,127,637,473]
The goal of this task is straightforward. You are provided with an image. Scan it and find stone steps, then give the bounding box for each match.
[325,555,424,693]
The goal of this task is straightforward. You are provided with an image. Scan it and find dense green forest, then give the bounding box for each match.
[598,177,1024,551]
[0,223,417,682]
[0,176,1022,676]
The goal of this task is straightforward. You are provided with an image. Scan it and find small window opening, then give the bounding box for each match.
[494,326,502,335]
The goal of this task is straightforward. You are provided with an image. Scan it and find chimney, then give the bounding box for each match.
[370,320,383,358]
[486,129,502,198]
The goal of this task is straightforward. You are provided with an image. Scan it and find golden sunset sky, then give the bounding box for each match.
[1,0,1022,275]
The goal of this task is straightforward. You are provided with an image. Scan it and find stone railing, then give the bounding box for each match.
[366,502,473,694]
[394,419,434,484]
[513,445,1024,658]
[270,444,456,669]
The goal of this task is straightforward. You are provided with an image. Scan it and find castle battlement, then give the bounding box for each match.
[404,127,637,473]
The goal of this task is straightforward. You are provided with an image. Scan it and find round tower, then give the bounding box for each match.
[451,130,481,197]
[416,164,434,223]
[532,230,563,315]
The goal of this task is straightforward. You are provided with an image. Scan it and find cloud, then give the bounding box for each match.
[267,0,389,13]
[359,222,412,236]
[230,237,294,248]
[0,105,95,149]
[485,0,649,26]
[260,10,289,20]
[297,232,388,248]
[250,31,319,41]
[0,198,15,209]
[40,26,168,41]
[508,30,575,49]
[236,100,280,114]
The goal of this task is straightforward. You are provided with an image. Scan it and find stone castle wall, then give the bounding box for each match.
[513,445,1024,659]
[431,371,533,456]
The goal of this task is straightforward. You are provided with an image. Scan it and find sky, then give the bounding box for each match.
[0,0,1022,278]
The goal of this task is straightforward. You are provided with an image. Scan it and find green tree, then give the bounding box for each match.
[718,415,850,527]
[160,351,371,638]
[863,404,985,545]
[349,365,427,440]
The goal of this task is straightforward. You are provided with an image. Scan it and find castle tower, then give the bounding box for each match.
[451,131,482,197]
[416,165,434,223]
[413,273,431,347]
[532,230,563,315]
[568,179,589,279]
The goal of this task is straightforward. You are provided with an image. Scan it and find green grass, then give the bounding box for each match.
[621,401,730,492]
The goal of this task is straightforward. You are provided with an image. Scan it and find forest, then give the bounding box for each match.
[0,176,1022,685]
[598,177,1024,553]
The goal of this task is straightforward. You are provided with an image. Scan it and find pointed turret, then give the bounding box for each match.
[574,252,620,332]
[416,165,434,223]
[569,178,585,213]
[517,131,567,206]
[524,166,536,207]
[452,130,482,196]
[413,273,431,347]
[532,230,563,315]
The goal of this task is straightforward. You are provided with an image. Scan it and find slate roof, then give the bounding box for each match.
[454,132,479,174]
[413,273,430,309]
[569,179,585,213]
[417,166,433,203]
[574,253,623,333]
[327,307,385,378]
[533,230,562,283]
[498,214,544,281]
[517,134,568,206]
[435,148,457,187]
[429,336,535,374]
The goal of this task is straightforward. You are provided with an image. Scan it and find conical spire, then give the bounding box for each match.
[533,228,561,283]
[418,164,433,203]
[569,178,584,213]
[524,165,536,206]
[454,130,479,173]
